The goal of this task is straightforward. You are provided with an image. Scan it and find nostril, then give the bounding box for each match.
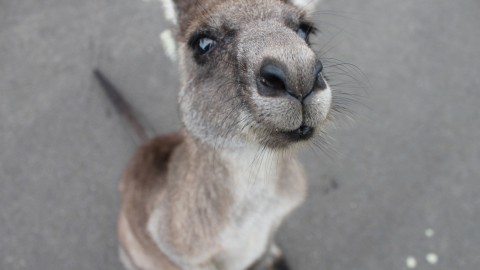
[260,73,286,91]
[312,61,327,93]
[315,62,323,75]
[257,64,289,97]
[298,125,313,137]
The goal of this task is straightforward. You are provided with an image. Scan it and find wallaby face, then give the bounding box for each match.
[178,0,332,149]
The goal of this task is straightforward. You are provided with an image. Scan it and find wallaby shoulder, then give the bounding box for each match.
[120,132,184,198]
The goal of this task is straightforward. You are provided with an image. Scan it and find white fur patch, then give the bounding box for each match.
[291,0,322,10]
[215,148,302,270]
[159,30,177,62]
[316,76,333,120]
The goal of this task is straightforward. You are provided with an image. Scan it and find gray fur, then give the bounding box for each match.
[118,0,334,269]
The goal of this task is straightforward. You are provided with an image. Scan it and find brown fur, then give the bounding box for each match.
[119,133,183,269]
[119,132,236,269]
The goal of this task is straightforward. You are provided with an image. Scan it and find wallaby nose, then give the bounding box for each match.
[256,62,325,101]
[308,61,326,95]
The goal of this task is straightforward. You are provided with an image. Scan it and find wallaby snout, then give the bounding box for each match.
[237,20,332,148]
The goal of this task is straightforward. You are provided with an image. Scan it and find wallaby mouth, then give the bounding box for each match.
[259,124,317,149]
[283,125,315,141]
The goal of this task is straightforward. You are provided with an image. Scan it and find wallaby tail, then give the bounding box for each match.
[93,69,154,143]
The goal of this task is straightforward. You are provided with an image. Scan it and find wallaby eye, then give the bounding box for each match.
[196,37,216,55]
[297,23,316,42]
[188,32,219,63]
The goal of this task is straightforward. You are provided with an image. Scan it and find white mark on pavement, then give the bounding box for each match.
[159,0,177,24]
[406,256,417,269]
[159,30,176,62]
[426,253,439,265]
[425,228,435,238]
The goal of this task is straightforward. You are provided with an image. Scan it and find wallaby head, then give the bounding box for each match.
[174,0,331,150]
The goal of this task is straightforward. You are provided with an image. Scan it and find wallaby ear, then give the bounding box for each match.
[162,1,322,26]
[289,0,322,10]
[162,0,212,33]
[160,0,177,25]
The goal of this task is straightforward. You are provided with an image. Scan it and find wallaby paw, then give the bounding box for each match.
[267,244,291,270]
[271,255,290,270]
[248,244,291,270]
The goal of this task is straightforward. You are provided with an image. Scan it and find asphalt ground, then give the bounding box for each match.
[1,0,479,269]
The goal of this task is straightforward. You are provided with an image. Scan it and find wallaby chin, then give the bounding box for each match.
[106,0,336,269]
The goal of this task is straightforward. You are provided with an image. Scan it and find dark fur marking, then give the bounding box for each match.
[273,256,291,270]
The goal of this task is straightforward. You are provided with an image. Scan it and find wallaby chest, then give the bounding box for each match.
[214,149,305,270]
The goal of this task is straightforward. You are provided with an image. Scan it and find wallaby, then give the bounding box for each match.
[96,0,334,269]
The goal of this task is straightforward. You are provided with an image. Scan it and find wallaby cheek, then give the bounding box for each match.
[303,84,332,126]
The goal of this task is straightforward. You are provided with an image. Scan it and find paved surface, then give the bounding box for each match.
[1,0,479,269]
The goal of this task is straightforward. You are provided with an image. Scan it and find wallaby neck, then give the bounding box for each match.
[182,130,293,185]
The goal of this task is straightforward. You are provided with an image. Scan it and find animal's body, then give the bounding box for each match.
[118,133,306,270]
[97,0,335,269]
